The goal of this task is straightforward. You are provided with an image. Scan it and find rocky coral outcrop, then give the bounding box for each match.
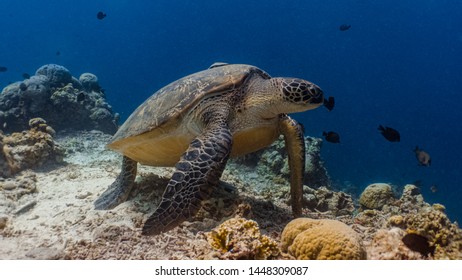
[233,136,330,188]
[303,186,355,216]
[358,184,462,259]
[359,183,395,210]
[206,217,281,260]
[0,118,64,177]
[281,217,366,260]
[0,64,118,134]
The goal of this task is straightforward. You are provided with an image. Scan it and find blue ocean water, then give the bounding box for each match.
[1,1,461,222]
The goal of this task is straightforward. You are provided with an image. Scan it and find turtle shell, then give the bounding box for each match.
[108,64,271,165]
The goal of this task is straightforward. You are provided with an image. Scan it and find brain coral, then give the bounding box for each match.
[281,218,366,260]
[359,183,395,210]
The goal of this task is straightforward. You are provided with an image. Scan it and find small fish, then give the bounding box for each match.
[378,125,400,142]
[77,92,85,102]
[19,82,28,91]
[323,96,335,111]
[323,131,340,143]
[0,66,7,72]
[97,11,107,20]
[430,185,438,193]
[414,146,431,166]
[56,51,61,56]
[402,233,435,257]
[339,24,351,31]
[22,73,30,79]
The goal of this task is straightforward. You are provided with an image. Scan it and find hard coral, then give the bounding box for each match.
[0,64,118,134]
[359,183,395,210]
[206,217,280,260]
[281,218,365,260]
[0,118,63,177]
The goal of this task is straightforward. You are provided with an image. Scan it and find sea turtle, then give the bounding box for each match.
[95,63,324,235]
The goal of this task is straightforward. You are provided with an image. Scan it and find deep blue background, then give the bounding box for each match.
[1,1,461,221]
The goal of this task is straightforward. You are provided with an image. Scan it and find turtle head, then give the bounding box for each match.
[278,78,324,112]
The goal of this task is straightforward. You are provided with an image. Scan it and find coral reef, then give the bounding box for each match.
[303,186,355,216]
[281,218,366,260]
[359,183,395,210]
[233,136,330,188]
[358,183,462,259]
[0,64,118,134]
[205,217,281,260]
[0,118,64,177]
[366,228,425,260]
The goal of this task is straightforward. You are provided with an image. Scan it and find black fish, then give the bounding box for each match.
[378,125,400,142]
[323,96,335,111]
[56,51,61,56]
[323,131,340,143]
[97,11,107,20]
[402,233,435,257]
[0,66,7,72]
[77,92,85,102]
[19,82,28,91]
[414,146,431,166]
[22,73,30,79]
[339,24,351,31]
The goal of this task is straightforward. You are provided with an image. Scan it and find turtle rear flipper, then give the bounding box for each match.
[94,156,137,210]
[142,118,232,235]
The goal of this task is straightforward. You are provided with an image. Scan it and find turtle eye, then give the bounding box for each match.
[282,79,323,105]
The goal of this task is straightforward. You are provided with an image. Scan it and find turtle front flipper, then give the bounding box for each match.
[278,114,305,217]
[94,156,138,210]
[142,119,232,235]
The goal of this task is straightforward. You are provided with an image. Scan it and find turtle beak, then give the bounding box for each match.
[306,84,323,105]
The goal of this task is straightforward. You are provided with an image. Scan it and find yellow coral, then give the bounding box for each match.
[281,218,365,260]
[206,218,280,260]
[359,183,394,210]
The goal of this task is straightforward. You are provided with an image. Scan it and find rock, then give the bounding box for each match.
[0,120,64,177]
[302,186,355,216]
[233,136,330,188]
[281,218,366,260]
[359,183,395,210]
[0,64,118,134]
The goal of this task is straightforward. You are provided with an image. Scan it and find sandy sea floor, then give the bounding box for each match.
[1,130,461,260]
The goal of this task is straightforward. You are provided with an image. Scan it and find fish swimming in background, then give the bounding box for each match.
[323,131,340,143]
[22,73,30,79]
[339,24,351,31]
[378,125,400,142]
[414,146,431,166]
[323,96,335,111]
[56,51,61,56]
[430,184,438,193]
[0,66,7,72]
[97,11,107,20]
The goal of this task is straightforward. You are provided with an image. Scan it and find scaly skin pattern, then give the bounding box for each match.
[278,114,305,217]
[94,156,138,210]
[142,110,232,235]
